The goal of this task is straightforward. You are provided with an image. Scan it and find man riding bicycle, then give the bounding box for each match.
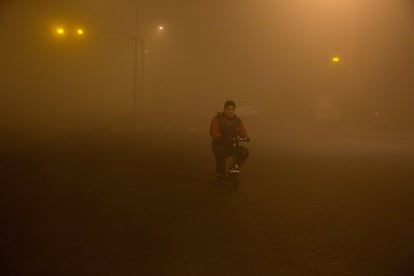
[210,100,249,179]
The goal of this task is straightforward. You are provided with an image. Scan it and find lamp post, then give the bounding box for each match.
[113,33,145,113]
[51,23,165,114]
[82,30,146,113]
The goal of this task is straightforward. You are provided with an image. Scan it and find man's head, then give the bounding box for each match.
[223,100,236,118]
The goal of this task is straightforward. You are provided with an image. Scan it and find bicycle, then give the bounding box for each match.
[216,136,250,188]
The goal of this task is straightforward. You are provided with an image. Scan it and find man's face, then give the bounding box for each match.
[224,105,235,118]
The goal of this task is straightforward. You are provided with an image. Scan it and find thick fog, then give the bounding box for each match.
[3,2,414,274]
[1,0,414,136]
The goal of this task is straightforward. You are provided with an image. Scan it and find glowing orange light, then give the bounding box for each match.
[332,56,340,63]
[56,28,65,35]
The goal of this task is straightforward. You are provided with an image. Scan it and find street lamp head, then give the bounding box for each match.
[76,28,85,36]
[56,27,65,36]
[331,56,340,63]
[74,28,85,37]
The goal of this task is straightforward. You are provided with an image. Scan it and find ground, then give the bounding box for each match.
[1,125,414,275]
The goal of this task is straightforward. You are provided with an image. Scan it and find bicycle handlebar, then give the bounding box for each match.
[232,136,250,143]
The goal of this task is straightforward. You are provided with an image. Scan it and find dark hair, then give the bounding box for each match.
[224,100,236,108]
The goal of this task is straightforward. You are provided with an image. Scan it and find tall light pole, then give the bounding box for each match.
[51,22,165,114]
[99,27,165,114]
[348,0,356,118]
[86,31,145,113]
[152,25,166,114]
[134,6,143,114]
[130,35,145,114]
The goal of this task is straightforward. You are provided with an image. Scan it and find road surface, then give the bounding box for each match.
[1,126,414,275]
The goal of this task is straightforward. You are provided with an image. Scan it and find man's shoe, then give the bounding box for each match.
[229,166,240,174]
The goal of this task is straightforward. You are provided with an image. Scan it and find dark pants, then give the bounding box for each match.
[212,144,249,174]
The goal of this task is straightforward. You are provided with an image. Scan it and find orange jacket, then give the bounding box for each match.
[210,113,247,142]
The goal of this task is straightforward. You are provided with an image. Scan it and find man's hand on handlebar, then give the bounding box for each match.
[238,136,250,142]
[218,135,250,144]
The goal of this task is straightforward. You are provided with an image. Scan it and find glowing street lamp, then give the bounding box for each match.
[53,25,87,37]
[331,56,340,63]
[76,28,85,36]
[50,20,166,113]
[55,27,65,36]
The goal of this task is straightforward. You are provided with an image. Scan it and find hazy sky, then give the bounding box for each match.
[1,0,414,125]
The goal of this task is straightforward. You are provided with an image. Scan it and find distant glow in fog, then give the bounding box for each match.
[76,28,84,35]
[56,27,65,35]
[331,56,340,63]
